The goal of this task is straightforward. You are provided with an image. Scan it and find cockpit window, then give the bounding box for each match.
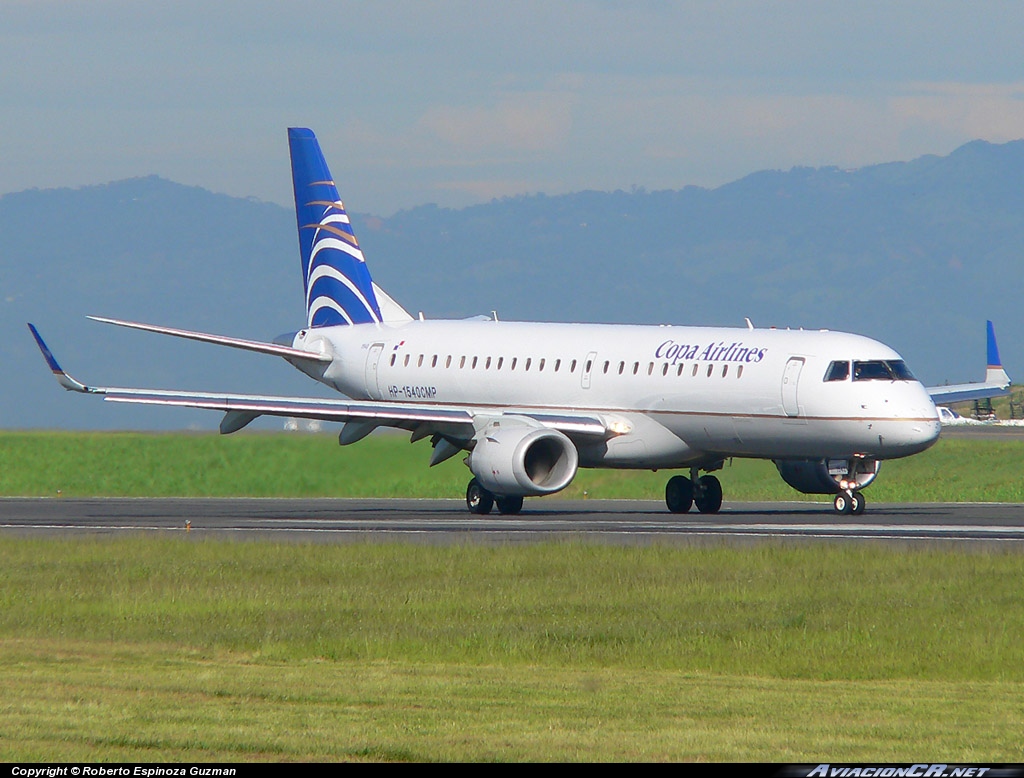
[853,360,915,381]
[824,361,850,382]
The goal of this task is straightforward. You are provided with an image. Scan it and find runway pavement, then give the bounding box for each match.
[2,497,1024,545]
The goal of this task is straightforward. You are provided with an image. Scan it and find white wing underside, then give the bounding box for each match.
[101,386,607,439]
[926,381,1011,404]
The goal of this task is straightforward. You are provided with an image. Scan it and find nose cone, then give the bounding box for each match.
[893,414,942,456]
[883,392,941,457]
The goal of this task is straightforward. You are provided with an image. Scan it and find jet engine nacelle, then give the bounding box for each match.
[468,424,578,497]
[774,458,881,494]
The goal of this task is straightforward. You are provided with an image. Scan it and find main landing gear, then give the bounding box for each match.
[466,478,523,515]
[665,469,723,514]
[833,490,866,515]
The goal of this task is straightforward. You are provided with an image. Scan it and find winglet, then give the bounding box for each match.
[985,320,1011,387]
[27,324,97,393]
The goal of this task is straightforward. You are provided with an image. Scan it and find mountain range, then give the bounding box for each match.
[3,139,1022,429]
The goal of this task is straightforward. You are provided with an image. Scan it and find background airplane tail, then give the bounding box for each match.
[985,320,1011,387]
[288,127,382,327]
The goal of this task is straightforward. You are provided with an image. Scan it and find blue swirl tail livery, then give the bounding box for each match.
[289,128,389,328]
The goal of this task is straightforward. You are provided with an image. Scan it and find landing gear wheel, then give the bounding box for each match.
[496,496,524,515]
[466,478,494,515]
[850,492,866,515]
[833,493,853,515]
[694,475,723,514]
[665,475,694,513]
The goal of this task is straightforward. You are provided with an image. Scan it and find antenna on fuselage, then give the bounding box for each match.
[744,317,754,330]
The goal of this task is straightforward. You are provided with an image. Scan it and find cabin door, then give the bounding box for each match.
[364,342,385,400]
[781,357,805,417]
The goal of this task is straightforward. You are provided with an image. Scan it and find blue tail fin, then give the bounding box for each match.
[985,320,1011,386]
[986,320,1002,369]
[288,128,382,327]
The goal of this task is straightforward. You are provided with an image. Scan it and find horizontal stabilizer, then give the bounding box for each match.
[87,316,332,363]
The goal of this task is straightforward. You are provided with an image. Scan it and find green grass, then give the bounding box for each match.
[2,430,1024,502]
[2,432,1024,759]
[0,539,1023,760]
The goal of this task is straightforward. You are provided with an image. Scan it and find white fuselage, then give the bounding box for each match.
[290,320,941,468]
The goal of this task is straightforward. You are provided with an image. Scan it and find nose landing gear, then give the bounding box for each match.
[833,490,866,515]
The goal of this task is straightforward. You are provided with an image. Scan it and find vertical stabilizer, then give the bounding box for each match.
[985,320,1011,387]
[288,128,382,327]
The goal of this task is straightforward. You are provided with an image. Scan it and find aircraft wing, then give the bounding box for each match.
[926,321,1012,404]
[28,324,608,439]
[926,382,1011,404]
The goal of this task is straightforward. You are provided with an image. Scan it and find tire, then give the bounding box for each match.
[833,493,852,515]
[665,475,693,513]
[694,475,723,514]
[466,478,494,515]
[850,493,866,515]
[496,496,524,515]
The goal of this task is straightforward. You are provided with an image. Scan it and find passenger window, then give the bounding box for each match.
[706,364,713,377]
[538,358,545,372]
[404,354,410,367]
[390,354,396,367]
[472,356,478,369]
[722,364,728,377]
[431,355,438,368]
[417,355,424,367]
[459,356,466,369]
[737,365,744,378]
[603,361,610,374]
[445,356,452,368]
[485,357,491,369]
[632,362,639,375]
[525,358,532,371]
[497,357,504,370]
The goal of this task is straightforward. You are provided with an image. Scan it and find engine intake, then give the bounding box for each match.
[468,425,578,497]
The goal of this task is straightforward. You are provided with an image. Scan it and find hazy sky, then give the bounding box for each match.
[3,1,1024,215]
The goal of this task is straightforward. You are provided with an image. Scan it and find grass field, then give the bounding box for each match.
[0,539,1022,761]
[2,429,1024,502]
[1,431,1023,760]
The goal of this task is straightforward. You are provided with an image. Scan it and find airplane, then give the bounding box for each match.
[31,127,1007,517]
[927,320,1011,406]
